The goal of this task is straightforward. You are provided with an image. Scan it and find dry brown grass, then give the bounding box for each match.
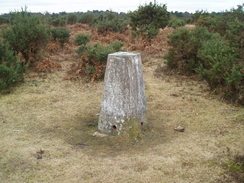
[0,25,243,183]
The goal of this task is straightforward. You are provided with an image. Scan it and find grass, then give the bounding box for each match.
[0,25,243,183]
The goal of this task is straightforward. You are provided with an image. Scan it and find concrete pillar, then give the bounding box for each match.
[98,52,146,134]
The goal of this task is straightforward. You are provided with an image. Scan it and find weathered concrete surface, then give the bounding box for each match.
[98,52,146,134]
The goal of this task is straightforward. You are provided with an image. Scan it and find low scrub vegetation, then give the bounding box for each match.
[94,11,128,34]
[196,5,244,59]
[75,40,123,81]
[165,27,216,72]
[0,9,49,90]
[168,17,186,28]
[3,10,49,62]
[0,16,9,24]
[78,12,96,25]
[75,33,91,46]
[129,2,170,39]
[67,13,77,24]
[50,27,70,47]
[50,17,66,26]
[165,5,244,104]
[0,5,243,105]
[0,40,24,90]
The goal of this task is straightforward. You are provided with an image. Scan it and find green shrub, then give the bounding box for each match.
[168,17,186,28]
[95,11,128,34]
[197,37,243,102]
[197,36,238,88]
[190,10,209,24]
[75,33,90,46]
[196,5,244,59]
[165,27,214,72]
[78,12,96,25]
[51,17,66,26]
[165,25,244,104]
[3,10,49,62]
[129,2,170,39]
[85,41,123,63]
[77,41,123,80]
[109,41,124,51]
[76,45,87,54]
[77,11,129,33]
[195,15,216,28]
[133,24,159,40]
[67,14,77,24]
[51,27,70,47]
[0,17,9,24]
[0,41,24,90]
[96,19,126,34]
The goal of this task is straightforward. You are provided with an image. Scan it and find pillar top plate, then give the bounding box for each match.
[109,52,140,56]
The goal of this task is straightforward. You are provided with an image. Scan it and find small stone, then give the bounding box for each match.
[92,131,108,137]
[36,154,42,159]
[76,143,88,148]
[174,125,185,132]
[170,93,179,97]
[13,130,23,132]
[35,149,44,159]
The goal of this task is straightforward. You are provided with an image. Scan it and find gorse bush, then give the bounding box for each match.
[195,5,244,59]
[130,2,170,29]
[75,33,91,55]
[75,33,90,46]
[197,36,238,88]
[129,2,170,39]
[108,41,124,52]
[168,17,186,28]
[195,15,216,28]
[0,41,24,90]
[165,25,244,104]
[85,41,123,62]
[76,45,87,55]
[67,14,77,24]
[76,40,123,80]
[51,27,70,47]
[190,10,209,24]
[78,12,96,25]
[165,27,214,72]
[94,11,128,34]
[132,24,159,40]
[0,17,9,24]
[51,17,66,26]
[96,18,126,34]
[3,9,49,62]
[197,37,243,102]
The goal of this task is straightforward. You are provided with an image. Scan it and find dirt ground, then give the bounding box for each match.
[0,25,243,183]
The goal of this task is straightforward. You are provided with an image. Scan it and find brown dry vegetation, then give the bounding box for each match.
[0,24,243,183]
